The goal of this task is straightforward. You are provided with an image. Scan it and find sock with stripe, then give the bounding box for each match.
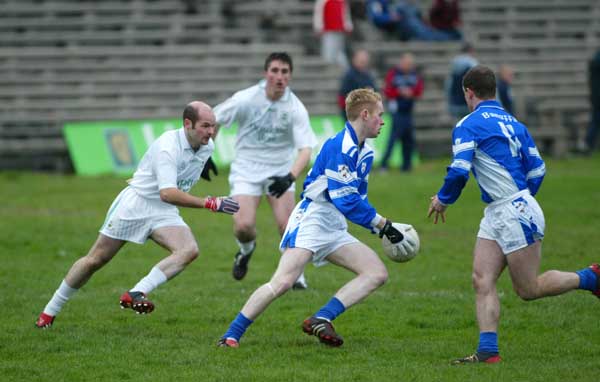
[223,312,254,342]
[314,297,346,322]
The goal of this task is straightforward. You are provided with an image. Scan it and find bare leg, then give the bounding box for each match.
[151,226,199,279]
[65,234,125,288]
[472,238,506,333]
[232,195,261,242]
[326,242,389,308]
[266,191,295,236]
[506,241,580,300]
[240,247,313,320]
[231,195,262,280]
[38,234,124,321]
[126,225,198,294]
[267,191,308,287]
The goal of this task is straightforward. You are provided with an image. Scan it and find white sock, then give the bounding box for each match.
[236,239,256,256]
[131,266,168,295]
[43,280,78,316]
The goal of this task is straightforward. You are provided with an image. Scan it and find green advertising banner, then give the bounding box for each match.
[64,114,411,176]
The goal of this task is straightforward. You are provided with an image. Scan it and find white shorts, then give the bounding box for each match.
[229,158,295,196]
[280,198,358,267]
[99,187,187,244]
[477,190,545,255]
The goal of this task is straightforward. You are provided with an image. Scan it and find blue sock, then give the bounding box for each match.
[314,297,346,321]
[575,268,598,291]
[477,332,499,355]
[222,312,253,342]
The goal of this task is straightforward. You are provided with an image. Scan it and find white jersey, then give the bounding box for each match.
[128,128,214,199]
[214,80,317,166]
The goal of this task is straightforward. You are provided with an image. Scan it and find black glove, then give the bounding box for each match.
[267,172,295,198]
[378,220,404,244]
[201,157,218,181]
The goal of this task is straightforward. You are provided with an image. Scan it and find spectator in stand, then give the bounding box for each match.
[428,0,463,40]
[366,0,411,41]
[367,0,462,41]
[446,43,478,120]
[381,53,424,172]
[585,48,600,153]
[338,49,378,121]
[497,64,515,116]
[314,0,354,69]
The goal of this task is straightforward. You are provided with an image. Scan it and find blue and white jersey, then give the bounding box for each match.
[438,100,545,205]
[301,122,380,230]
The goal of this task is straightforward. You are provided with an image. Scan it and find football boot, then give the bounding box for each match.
[301,316,344,347]
[35,312,55,329]
[452,352,502,365]
[119,291,155,314]
[217,338,239,348]
[232,243,255,281]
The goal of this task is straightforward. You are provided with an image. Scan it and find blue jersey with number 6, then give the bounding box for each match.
[437,100,546,205]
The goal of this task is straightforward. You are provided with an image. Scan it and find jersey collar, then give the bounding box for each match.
[344,121,360,145]
[178,127,194,151]
[475,99,504,112]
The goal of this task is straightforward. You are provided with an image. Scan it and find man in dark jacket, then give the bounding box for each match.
[381,52,424,172]
[338,49,377,121]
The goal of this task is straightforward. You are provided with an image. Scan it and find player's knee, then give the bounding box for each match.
[84,243,115,270]
[514,286,538,301]
[234,222,255,239]
[270,278,294,296]
[84,254,110,271]
[369,267,389,288]
[180,244,199,264]
[472,272,493,294]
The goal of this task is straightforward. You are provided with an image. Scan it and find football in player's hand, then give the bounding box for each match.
[382,223,420,263]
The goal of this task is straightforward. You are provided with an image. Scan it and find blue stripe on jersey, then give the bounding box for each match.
[301,123,377,229]
[438,100,545,205]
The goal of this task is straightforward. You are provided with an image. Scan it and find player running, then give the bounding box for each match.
[36,101,239,328]
[217,88,416,348]
[213,52,317,288]
[427,65,600,364]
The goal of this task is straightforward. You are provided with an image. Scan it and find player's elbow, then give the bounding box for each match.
[159,188,177,203]
[298,147,313,160]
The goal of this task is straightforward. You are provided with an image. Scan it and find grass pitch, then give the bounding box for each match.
[1,155,599,381]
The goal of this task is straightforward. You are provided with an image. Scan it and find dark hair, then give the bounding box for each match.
[462,65,496,99]
[182,104,198,126]
[264,52,293,72]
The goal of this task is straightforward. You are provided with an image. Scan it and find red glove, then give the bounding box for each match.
[204,196,239,214]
